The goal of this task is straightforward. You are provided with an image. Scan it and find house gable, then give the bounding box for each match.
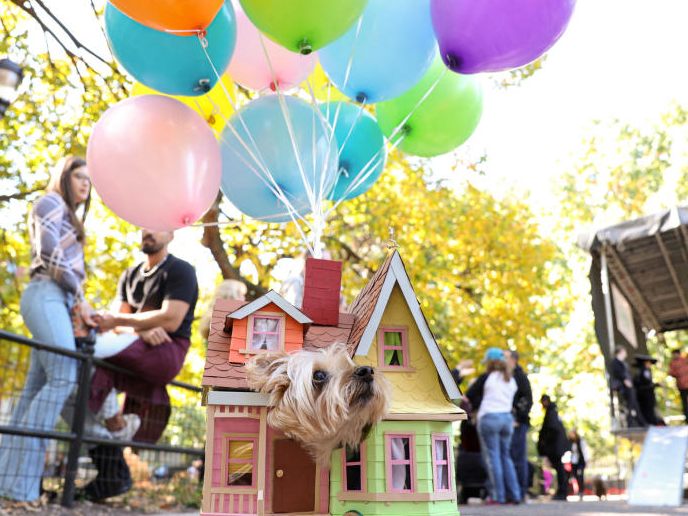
[228,302,307,363]
[355,286,462,416]
[351,252,461,401]
[228,290,312,324]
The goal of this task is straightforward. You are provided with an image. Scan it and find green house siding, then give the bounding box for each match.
[330,420,460,516]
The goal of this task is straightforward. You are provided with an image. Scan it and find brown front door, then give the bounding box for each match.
[272,439,316,513]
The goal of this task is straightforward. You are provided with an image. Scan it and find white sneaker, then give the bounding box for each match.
[110,414,141,442]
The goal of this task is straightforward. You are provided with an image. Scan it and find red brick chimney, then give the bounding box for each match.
[301,257,341,326]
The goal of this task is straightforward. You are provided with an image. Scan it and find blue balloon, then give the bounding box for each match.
[319,0,437,104]
[220,96,338,223]
[105,2,236,97]
[321,102,386,201]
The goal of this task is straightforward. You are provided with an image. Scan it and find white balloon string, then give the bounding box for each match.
[256,33,331,255]
[336,100,367,157]
[387,66,448,144]
[327,14,364,148]
[197,37,315,252]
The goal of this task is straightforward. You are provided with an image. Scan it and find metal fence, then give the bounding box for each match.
[0,329,205,507]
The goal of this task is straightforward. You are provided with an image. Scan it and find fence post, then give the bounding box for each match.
[61,332,95,507]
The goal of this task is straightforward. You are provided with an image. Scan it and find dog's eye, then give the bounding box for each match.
[313,370,328,383]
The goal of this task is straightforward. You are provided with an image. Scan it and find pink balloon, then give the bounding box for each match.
[227,7,316,91]
[87,95,221,231]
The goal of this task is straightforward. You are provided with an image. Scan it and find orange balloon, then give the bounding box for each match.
[109,0,224,34]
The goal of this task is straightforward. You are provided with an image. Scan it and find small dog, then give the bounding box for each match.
[246,343,390,465]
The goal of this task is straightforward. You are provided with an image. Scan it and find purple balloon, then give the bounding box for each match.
[431,0,576,74]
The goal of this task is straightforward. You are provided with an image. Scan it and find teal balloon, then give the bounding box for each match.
[321,102,386,201]
[319,0,436,104]
[105,2,236,97]
[220,95,338,223]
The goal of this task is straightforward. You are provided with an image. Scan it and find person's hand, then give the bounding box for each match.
[95,312,118,332]
[624,379,633,389]
[79,301,98,328]
[139,327,172,346]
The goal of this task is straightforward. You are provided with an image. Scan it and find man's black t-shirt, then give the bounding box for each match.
[117,254,198,339]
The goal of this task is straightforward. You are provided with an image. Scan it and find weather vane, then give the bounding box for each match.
[387,227,399,250]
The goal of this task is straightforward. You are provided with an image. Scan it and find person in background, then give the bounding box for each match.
[466,348,521,505]
[537,394,570,501]
[633,355,663,426]
[451,359,476,389]
[79,229,199,501]
[505,349,533,501]
[668,349,688,423]
[568,429,588,500]
[610,346,646,427]
[0,156,95,502]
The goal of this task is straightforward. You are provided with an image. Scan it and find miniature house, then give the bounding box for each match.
[201,251,464,516]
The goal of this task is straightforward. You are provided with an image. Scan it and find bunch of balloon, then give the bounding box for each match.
[86,0,577,244]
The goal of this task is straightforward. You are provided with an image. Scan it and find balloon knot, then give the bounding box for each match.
[197,79,211,92]
[207,114,216,125]
[445,53,461,71]
[339,164,350,178]
[181,215,192,226]
[355,92,367,104]
[298,39,312,55]
[269,81,278,92]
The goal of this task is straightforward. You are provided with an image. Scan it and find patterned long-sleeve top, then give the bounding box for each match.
[29,192,86,300]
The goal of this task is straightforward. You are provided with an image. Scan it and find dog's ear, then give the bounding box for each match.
[245,351,290,395]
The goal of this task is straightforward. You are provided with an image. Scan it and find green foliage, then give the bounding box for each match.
[547,102,688,463]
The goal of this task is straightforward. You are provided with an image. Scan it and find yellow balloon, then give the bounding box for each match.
[131,75,236,137]
[302,64,347,103]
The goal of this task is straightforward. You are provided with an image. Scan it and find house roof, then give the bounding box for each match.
[347,251,395,354]
[348,250,461,401]
[202,252,461,402]
[203,298,250,389]
[202,297,355,389]
[228,290,313,324]
[579,206,688,332]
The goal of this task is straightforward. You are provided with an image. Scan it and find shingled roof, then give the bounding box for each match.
[203,298,248,389]
[346,251,395,354]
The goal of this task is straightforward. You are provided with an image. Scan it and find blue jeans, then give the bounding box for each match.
[478,412,521,503]
[510,422,529,500]
[0,280,77,501]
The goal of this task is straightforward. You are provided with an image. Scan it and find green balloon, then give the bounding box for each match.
[376,59,483,158]
[239,0,368,54]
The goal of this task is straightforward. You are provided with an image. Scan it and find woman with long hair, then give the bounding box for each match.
[465,347,521,505]
[0,155,94,502]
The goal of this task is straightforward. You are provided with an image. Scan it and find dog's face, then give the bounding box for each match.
[246,343,390,465]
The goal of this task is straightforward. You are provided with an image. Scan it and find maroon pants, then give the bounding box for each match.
[89,336,190,443]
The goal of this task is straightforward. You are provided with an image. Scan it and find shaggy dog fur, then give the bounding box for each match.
[246,344,390,465]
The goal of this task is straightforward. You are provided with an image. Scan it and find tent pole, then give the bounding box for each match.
[601,249,619,430]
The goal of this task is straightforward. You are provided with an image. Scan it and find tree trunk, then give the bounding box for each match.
[200,193,267,300]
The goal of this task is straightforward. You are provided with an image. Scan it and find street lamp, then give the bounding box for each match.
[0,58,24,119]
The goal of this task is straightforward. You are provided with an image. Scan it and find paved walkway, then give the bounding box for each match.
[460,500,688,516]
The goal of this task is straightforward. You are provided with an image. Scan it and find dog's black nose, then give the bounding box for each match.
[354,366,374,380]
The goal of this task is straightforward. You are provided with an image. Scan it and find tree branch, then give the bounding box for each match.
[0,185,45,204]
[200,193,267,300]
[29,0,113,69]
